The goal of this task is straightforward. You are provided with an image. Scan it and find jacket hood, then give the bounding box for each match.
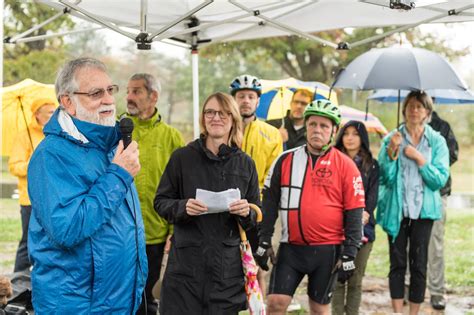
[44,108,120,152]
[335,120,372,159]
[190,135,239,161]
[29,114,44,132]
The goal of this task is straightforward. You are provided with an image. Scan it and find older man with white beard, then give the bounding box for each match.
[27,57,148,314]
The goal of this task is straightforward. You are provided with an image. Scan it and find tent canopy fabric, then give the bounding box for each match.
[31,0,474,48]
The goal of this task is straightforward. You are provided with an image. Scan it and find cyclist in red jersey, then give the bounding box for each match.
[255,100,365,315]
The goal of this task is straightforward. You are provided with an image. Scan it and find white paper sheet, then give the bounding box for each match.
[195,188,241,214]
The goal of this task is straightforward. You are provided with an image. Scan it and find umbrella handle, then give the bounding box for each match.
[238,204,263,242]
[249,203,263,222]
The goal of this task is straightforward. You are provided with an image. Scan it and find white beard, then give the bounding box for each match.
[74,98,116,127]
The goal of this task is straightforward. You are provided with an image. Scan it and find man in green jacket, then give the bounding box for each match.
[124,73,184,315]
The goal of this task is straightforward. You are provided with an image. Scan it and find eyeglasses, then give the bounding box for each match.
[203,109,232,120]
[72,85,119,100]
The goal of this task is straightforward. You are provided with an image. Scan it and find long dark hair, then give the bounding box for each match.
[335,120,374,175]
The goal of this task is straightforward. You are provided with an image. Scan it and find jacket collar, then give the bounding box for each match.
[192,135,238,161]
[123,109,162,127]
[44,108,120,151]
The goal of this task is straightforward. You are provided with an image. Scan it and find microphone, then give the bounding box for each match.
[119,118,134,149]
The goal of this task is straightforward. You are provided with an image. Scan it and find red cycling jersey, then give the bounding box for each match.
[261,146,365,245]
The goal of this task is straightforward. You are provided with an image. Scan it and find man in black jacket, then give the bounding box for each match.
[427,110,459,310]
[267,89,313,149]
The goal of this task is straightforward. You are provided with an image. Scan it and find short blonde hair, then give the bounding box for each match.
[292,89,314,102]
[200,92,243,148]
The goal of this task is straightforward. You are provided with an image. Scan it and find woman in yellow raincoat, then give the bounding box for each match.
[8,98,56,272]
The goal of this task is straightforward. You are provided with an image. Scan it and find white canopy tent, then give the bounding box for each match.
[9,0,474,138]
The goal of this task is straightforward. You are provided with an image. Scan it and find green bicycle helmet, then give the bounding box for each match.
[304,99,341,126]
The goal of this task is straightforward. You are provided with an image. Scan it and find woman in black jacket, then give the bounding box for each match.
[154,92,260,314]
[331,120,379,315]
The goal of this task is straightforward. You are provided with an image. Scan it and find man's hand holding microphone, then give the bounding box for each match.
[112,118,140,176]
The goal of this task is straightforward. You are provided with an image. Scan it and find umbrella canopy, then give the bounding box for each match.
[238,204,265,315]
[339,105,388,136]
[257,78,339,120]
[368,88,474,104]
[1,79,58,156]
[332,46,468,91]
[332,45,468,125]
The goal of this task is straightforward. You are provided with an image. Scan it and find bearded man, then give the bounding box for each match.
[27,57,147,314]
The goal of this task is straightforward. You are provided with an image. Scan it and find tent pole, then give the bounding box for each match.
[192,48,200,139]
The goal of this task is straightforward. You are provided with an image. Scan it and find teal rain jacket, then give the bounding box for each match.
[377,124,449,240]
[27,109,147,314]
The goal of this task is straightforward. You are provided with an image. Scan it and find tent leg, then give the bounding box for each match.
[192,49,200,139]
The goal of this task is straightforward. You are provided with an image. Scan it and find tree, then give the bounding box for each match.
[3,0,74,56]
[201,27,469,85]
[3,49,67,85]
[3,0,74,85]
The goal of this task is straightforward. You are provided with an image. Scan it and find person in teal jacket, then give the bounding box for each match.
[124,73,184,315]
[28,58,147,314]
[377,91,449,315]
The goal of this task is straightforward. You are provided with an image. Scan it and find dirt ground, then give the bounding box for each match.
[290,275,474,314]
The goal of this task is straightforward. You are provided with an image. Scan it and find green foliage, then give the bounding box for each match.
[445,210,474,288]
[3,49,66,85]
[3,0,74,86]
[0,218,21,242]
[3,0,74,56]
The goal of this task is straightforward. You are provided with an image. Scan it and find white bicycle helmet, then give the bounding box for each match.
[229,74,262,96]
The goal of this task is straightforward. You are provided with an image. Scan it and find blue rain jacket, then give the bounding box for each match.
[27,110,147,314]
[376,124,449,240]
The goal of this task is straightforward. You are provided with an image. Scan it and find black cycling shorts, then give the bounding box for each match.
[268,243,341,304]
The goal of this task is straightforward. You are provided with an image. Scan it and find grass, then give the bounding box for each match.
[451,146,474,193]
[366,208,474,291]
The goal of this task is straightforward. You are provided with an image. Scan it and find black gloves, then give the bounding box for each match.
[337,254,356,283]
[254,241,276,271]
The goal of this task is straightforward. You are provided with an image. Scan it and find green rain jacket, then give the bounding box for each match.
[377,124,449,240]
[125,110,185,244]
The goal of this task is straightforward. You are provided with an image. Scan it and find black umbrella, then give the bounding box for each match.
[332,45,468,126]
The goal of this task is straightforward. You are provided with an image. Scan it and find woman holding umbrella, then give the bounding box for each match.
[377,91,449,314]
[8,98,56,272]
[154,92,260,314]
[332,120,379,315]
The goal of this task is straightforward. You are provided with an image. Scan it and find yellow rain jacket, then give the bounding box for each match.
[9,118,45,205]
[242,119,283,190]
